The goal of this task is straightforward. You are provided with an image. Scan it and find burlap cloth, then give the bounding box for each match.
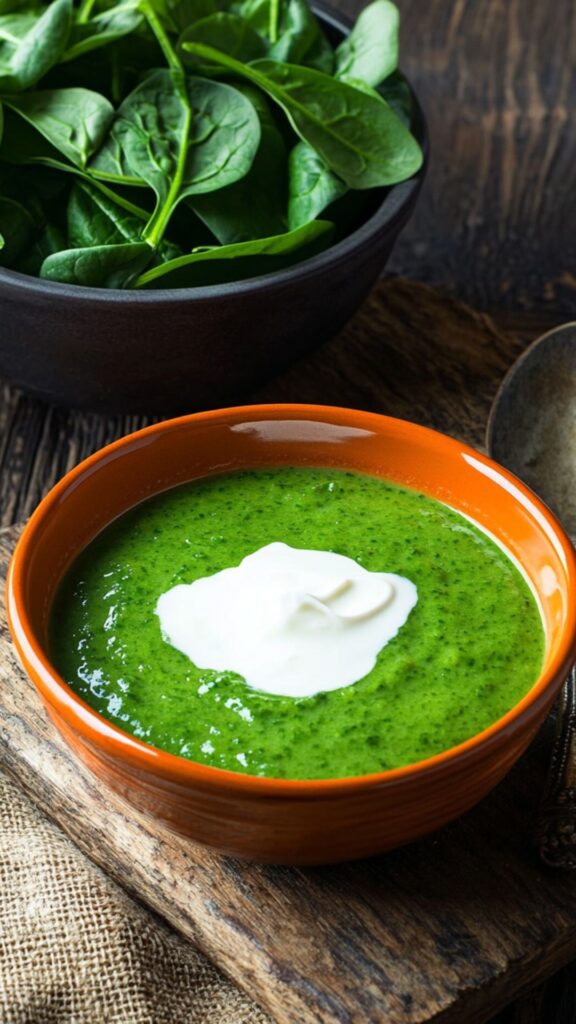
[0,767,273,1024]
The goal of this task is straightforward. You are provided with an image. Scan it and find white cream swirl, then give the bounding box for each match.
[156,542,418,698]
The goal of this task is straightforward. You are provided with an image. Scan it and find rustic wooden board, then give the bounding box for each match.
[1,278,576,1024]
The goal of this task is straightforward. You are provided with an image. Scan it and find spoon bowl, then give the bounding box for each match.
[487,322,576,534]
[487,322,576,868]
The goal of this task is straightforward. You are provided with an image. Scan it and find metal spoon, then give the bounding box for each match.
[487,322,576,869]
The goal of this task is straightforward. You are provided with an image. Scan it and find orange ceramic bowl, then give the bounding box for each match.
[7,405,576,864]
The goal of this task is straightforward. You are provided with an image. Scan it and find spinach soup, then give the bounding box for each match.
[50,468,545,780]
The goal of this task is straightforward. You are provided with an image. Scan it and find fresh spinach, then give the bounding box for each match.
[379,69,413,127]
[334,0,398,87]
[0,110,155,222]
[189,86,286,242]
[0,193,34,265]
[15,221,65,274]
[135,218,333,287]
[233,0,333,71]
[269,0,332,72]
[334,69,413,127]
[0,0,72,92]
[2,87,114,167]
[153,0,218,33]
[91,69,261,245]
[180,12,266,64]
[0,0,423,289]
[67,178,147,247]
[62,3,144,63]
[41,239,153,286]
[67,178,182,259]
[182,45,422,187]
[0,158,68,269]
[288,140,346,229]
[0,170,67,272]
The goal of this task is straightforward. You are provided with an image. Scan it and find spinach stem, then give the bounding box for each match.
[39,157,152,220]
[140,0,184,75]
[143,98,192,246]
[184,42,271,91]
[138,2,193,247]
[77,0,97,24]
[269,0,280,43]
[87,179,151,221]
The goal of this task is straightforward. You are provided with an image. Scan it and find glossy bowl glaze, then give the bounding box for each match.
[8,405,576,864]
[0,6,427,416]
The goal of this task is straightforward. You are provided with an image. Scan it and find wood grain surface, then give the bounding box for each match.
[1,279,576,1024]
[386,0,576,317]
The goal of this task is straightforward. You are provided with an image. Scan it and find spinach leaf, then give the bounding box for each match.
[182,43,422,188]
[0,193,34,265]
[229,0,274,39]
[0,0,422,289]
[379,69,412,127]
[0,108,154,222]
[15,221,65,274]
[135,218,333,287]
[0,102,66,162]
[0,158,69,270]
[0,0,72,92]
[46,25,160,101]
[334,0,398,88]
[234,0,332,71]
[180,12,266,64]
[67,178,182,260]
[2,87,114,167]
[67,178,146,247]
[0,181,66,274]
[0,0,37,13]
[189,86,286,242]
[0,11,39,46]
[152,0,217,33]
[267,0,332,71]
[61,4,144,63]
[337,70,412,126]
[41,240,153,287]
[294,26,332,75]
[90,69,261,244]
[287,140,346,229]
[85,123,140,184]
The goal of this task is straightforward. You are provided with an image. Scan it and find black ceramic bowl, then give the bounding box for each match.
[0,4,428,414]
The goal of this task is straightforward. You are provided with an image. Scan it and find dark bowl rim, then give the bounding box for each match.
[0,2,429,304]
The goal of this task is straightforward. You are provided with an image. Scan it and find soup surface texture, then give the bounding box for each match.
[51,468,544,780]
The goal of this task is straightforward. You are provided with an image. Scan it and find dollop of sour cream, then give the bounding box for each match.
[156,542,418,699]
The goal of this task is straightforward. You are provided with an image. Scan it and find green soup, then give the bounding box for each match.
[51,468,544,780]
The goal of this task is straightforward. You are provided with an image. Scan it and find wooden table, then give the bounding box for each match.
[1,1,575,1020]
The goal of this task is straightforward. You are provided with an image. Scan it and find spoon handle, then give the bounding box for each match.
[536,666,576,868]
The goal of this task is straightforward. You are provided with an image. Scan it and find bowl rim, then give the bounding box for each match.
[0,2,429,304]
[7,404,576,798]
